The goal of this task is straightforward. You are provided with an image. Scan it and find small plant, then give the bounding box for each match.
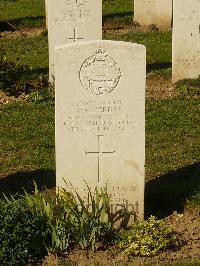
[117,216,179,257]
[27,85,55,103]
[187,189,200,207]
[175,76,200,97]
[23,183,112,254]
[59,184,111,252]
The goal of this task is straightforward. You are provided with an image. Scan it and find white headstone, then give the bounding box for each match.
[172,0,200,83]
[55,40,146,221]
[134,0,172,29]
[48,0,102,84]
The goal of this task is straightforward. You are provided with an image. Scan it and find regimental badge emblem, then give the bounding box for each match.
[79,49,121,96]
[64,0,87,8]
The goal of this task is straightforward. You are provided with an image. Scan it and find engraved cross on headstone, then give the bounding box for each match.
[85,135,115,183]
[66,28,84,42]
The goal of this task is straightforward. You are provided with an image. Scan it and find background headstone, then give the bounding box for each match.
[134,0,172,30]
[55,40,146,220]
[48,0,102,84]
[172,0,200,83]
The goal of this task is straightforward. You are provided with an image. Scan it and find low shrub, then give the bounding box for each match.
[0,196,50,265]
[1,185,180,263]
[117,216,178,257]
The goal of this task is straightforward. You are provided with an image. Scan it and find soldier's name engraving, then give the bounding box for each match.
[54,9,90,26]
[64,99,135,132]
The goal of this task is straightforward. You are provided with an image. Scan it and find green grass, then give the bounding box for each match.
[0,1,199,264]
[187,191,200,207]
[0,0,199,217]
[0,31,171,80]
[103,0,133,26]
[0,36,48,71]
[0,102,55,177]
[0,0,170,76]
[146,97,199,177]
[0,0,45,27]
[145,98,200,217]
[1,98,199,202]
[104,31,172,74]
[0,0,133,28]
[175,76,200,97]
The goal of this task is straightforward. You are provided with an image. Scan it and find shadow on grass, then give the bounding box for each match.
[21,67,49,79]
[145,162,200,219]
[9,16,45,28]
[1,163,199,218]
[0,169,55,196]
[147,62,172,73]
[0,21,16,31]
[0,59,49,96]
[103,11,133,23]
[0,16,45,31]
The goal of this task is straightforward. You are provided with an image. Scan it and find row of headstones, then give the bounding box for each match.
[45,0,199,222]
[136,0,200,83]
[46,0,200,84]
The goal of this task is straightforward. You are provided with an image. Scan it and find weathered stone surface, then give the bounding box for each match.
[134,0,172,29]
[48,0,102,84]
[55,40,146,220]
[172,0,200,83]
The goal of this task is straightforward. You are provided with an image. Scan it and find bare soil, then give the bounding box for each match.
[146,74,176,99]
[0,25,46,38]
[0,90,28,104]
[103,21,171,33]
[41,207,200,266]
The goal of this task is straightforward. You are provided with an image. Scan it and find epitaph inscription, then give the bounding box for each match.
[79,49,121,96]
